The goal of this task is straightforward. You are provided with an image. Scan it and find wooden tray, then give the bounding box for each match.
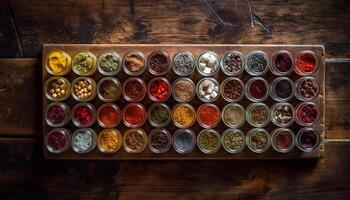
[42,44,325,160]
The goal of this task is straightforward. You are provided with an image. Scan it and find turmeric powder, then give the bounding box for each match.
[98,129,121,153]
[46,51,71,74]
[172,103,196,128]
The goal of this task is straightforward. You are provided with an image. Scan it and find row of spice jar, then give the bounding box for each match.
[45,75,320,103]
[45,126,320,155]
[45,50,319,77]
[46,101,320,129]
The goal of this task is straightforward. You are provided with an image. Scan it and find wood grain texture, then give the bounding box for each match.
[0,0,348,58]
[0,139,349,199]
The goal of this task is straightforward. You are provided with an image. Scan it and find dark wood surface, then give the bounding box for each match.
[1,0,350,199]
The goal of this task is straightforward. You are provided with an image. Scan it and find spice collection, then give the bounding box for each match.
[43,45,324,159]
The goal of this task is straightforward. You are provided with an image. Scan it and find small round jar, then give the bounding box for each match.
[295,51,318,75]
[221,51,244,76]
[97,129,122,153]
[173,129,196,154]
[123,128,148,153]
[172,103,196,128]
[148,103,171,127]
[221,128,245,153]
[147,51,171,76]
[45,50,71,76]
[72,128,97,154]
[45,76,71,101]
[222,103,245,128]
[122,77,147,102]
[123,51,146,76]
[97,51,122,76]
[270,77,295,101]
[97,77,121,102]
[245,77,269,102]
[196,77,220,102]
[72,51,97,76]
[245,51,269,76]
[172,51,195,76]
[122,103,147,128]
[71,77,97,102]
[71,103,96,127]
[270,50,294,75]
[45,128,71,154]
[271,128,295,153]
[295,76,320,101]
[172,77,195,102]
[296,127,320,152]
[295,102,320,126]
[197,103,221,128]
[46,102,70,127]
[148,128,172,153]
[246,103,270,127]
[148,77,172,102]
[196,51,220,76]
[270,102,295,127]
[246,128,271,153]
[97,103,121,128]
[220,77,244,102]
[197,129,221,154]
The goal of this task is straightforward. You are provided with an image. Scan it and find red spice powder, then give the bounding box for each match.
[249,80,267,99]
[98,105,119,126]
[297,52,317,73]
[198,105,220,126]
[276,131,293,149]
[150,79,169,101]
[74,105,93,125]
[124,105,145,126]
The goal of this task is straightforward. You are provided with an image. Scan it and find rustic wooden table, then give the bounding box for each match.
[0,0,349,199]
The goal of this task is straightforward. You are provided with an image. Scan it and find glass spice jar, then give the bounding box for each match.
[122,77,147,102]
[122,51,146,76]
[220,77,245,102]
[148,103,171,128]
[97,129,123,154]
[221,103,246,128]
[172,129,196,154]
[72,128,97,154]
[172,51,195,76]
[196,51,220,76]
[246,128,271,153]
[271,128,295,153]
[221,128,245,154]
[123,128,148,153]
[45,50,71,76]
[148,77,172,102]
[196,77,220,102]
[148,128,172,154]
[71,103,96,127]
[245,77,269,102]
[97,103,121,128]
[97,51,122,76]
[295,76,320,101]
[46,102,70,127]
[245,51,269,76]
[147,51,171,76]
[295,50,319,75]
[296,127,320,152]
[221,51,244,76]
[172,103,196,128]
[270,102,295,127]
[295,102,320,126]
[246,103,270,127]
[97,77,121,102]
[197,103,221,128]
[72,51,97,76]
[71,77,97,102]
[122,103,147,128]
[270,77,295,101]
[270,50,294,75]
[45,128,71,154]
[197,129,221,154]
[45,76,71,101]
[172,77,195,102]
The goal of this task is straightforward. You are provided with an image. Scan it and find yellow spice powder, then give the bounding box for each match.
[47,51,70,74]
[98,130,120,152]
[173,105,195,127]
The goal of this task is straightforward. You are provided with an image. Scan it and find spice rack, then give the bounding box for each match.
[42,44,325,160]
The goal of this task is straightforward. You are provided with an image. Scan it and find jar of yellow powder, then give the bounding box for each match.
[45,51,71,75]
[172,103,196,128]
[97,129,122,153]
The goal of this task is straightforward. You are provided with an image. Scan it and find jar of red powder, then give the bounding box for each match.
[97,103,121,128]
[148,77,171,102]
[122,77,147,102]
[147,51,171,76]
[295,51,318,75]
[271,128,295,153]
[197,103,221,128]
[245,77,269,102]
[296,127,320,152]
[122,103,147,128]
[270,77,295,101]
[71,103,96,127]
[46,102,70,127]
[295,102,320,126]
[295,76,320,101]
[270,50,294,75]
[45,128,71,154]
